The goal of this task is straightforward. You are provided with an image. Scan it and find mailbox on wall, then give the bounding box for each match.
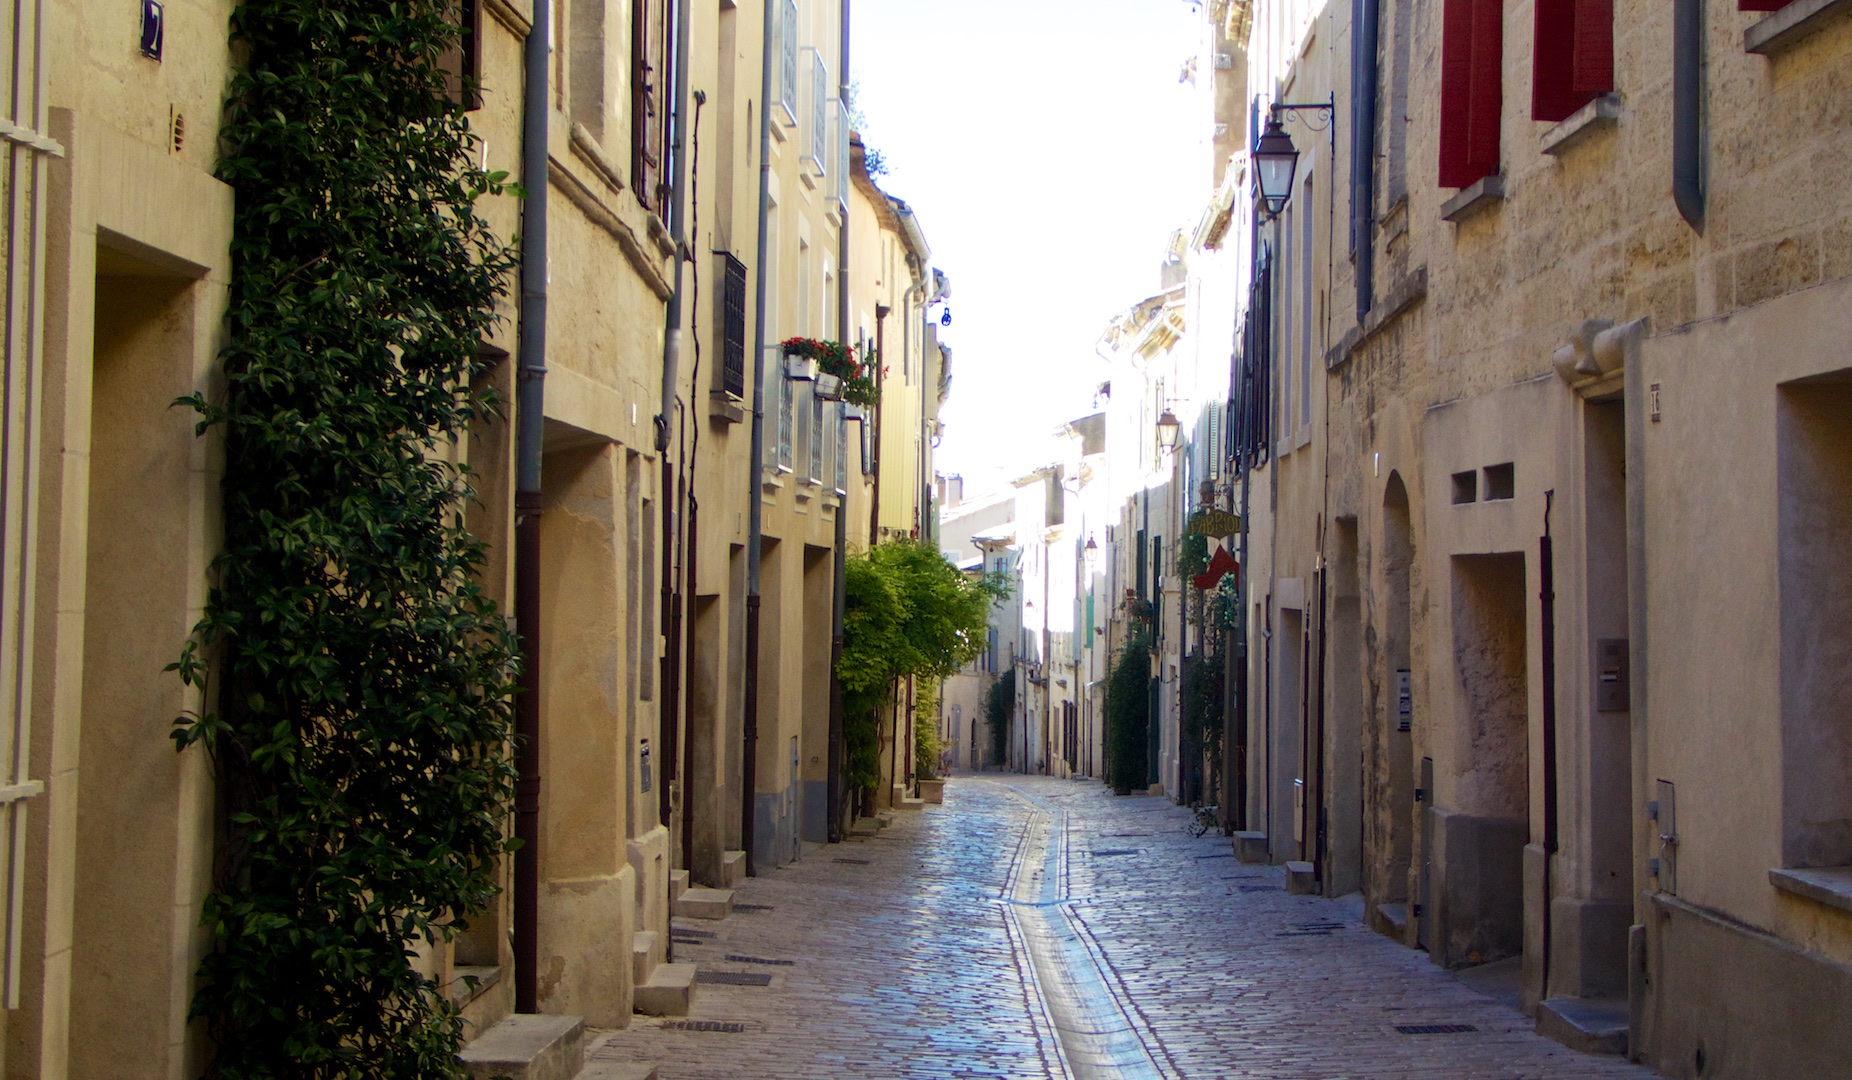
[1596,638,1629,712]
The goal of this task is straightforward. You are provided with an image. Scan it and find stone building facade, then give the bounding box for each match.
[5,0,944,1075]
[1205,0,1852,1068]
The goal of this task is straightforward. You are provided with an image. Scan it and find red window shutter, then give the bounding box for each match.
[1739,0,1787,11]
[1466,0,1503,179]
[1572,0,1614,93]
[1532,0,1582,122]
[1439,0,1478,187]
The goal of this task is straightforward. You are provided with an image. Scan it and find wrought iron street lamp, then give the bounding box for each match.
[1253,117,1299,217]
[1156,408,1182,453]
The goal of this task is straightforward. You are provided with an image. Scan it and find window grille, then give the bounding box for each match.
[778,0,798,125]
[717,253,747,397]
[778,359,794,470]
[806,52,829,176]
[808,392,824,483]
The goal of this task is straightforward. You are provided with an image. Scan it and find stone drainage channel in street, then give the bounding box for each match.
[996,781,1168,1080]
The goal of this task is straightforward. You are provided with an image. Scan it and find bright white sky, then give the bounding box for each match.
[851,0,1207,495]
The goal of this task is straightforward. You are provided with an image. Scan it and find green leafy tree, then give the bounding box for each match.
[1107,628,1151,793]
[170,2,519,1074]
[986,668,1015,768]
[839,539,1005,799]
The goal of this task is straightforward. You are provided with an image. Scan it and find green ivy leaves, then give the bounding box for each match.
[176,2,520,1075]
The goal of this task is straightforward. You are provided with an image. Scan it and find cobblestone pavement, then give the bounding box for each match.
[590,775,1656,1079]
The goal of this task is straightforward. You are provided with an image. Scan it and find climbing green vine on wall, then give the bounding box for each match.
[170,3,520,1075]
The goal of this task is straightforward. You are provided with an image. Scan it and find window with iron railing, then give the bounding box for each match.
[717,252,748,398]
[836,101,851,213]
[778,0,798,126]
[778,355,794,470]
[808,392,824,483]
[808,52,829,177]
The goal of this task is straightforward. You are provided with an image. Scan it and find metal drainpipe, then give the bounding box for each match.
[1352,0,1379,320]
[1673,0,1706,231]
[827,0,851,842]
[4,0,54,1013]
[512,0,552,1015]
[657,0,697,844]
[869,305,890,548]
[743,0,780,879]
[1539,492,1560,1002]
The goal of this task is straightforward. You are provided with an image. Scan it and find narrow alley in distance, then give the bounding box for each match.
[591,777,1656,1079]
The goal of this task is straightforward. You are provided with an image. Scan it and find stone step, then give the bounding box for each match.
[632,962,698,1017]
[720,849,746,887]
[1233,830,1269,864]
[1285,861,1317,895]
[897,795,925,812]
[579,1063,660,1080]
[457,1013,584,1080]
[672,886,734,921]
[1537,996,1629,1056]
[669,869,690,901]
[1376,902,1409,935]
[631,930,658,986]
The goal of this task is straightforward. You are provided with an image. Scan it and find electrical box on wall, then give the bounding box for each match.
[1596,638,1630,711]
[639,739,652,793]
[140,1,165,60]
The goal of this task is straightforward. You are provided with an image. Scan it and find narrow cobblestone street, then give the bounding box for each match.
[592,777,1655,1078]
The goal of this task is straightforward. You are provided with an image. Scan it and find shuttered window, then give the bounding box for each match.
[439,0,482,110]
[807,52,829,176]
[778,0,799,125]
[1532,0,1612,121]
[1439,0,1503,188]
[632,0,669,213]
[717,253,748,398]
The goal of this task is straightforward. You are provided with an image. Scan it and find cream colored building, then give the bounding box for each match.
[5,0,946,1075]
[1209,0,1852,1067]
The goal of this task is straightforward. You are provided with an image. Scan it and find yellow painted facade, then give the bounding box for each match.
[8,0,942,1072]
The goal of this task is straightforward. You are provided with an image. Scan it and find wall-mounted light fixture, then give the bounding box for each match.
[1253,96,1335,217]
[1156,408,1182,453]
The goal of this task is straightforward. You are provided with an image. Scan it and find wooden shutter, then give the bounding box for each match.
[1438,0,1479,187]
[1531,0,1582,121]
[632,0,668,212]
[1467,0,1503,177]
[1571,0,1613,93]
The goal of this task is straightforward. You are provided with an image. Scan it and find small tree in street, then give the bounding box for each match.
[986,667,1015,768]
[840,539,1006,811]
[1107,627,1151,794]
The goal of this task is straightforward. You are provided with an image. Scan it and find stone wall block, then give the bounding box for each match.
[1735,231,1822,309]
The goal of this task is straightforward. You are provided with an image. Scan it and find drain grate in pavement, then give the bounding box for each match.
[1194,852,1237,859]
[698,970,774,987]
[732,903,774,912]
[673,927,717,939]
[658,1020,747,1033]
[1276,930,1334,937]
[832,857,871,865]
[724,954,795,966]
[1235,885,1275,892]
[1394,1024,1480,1035]
[1090,849,1141,857]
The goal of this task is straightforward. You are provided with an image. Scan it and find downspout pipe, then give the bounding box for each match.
[656,0,697,847]
[1352,0,1379,319]
[743,0,779,878]
[828,0,852,843]
[1540,492,1560,1002]
[512,0,552,1016]
[1673,0,1706,232]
